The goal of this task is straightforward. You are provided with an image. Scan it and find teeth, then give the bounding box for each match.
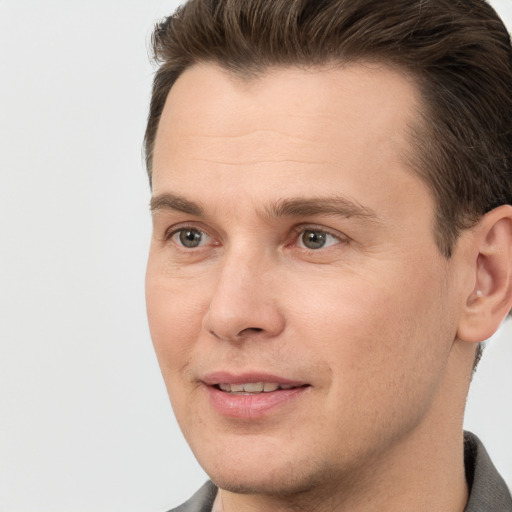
[217,382,295,393]
[243,382,264,392]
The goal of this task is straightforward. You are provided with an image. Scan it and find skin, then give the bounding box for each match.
[146,63,512,512]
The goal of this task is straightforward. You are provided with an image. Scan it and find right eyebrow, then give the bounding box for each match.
[150,193,204,217]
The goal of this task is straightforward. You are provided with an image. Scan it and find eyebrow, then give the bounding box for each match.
[263,196,380,223]
[150,192,380,224]
[150,193,204,216]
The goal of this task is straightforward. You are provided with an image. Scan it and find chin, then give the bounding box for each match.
[210,469,320,497]
[197,446,337,498]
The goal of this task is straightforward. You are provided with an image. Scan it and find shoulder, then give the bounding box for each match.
[165,481,218,512]
[464,431,512,511]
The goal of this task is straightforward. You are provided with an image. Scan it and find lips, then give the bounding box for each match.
[202,372,310,418]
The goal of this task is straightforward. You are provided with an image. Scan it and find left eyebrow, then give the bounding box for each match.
[262,196,381,224]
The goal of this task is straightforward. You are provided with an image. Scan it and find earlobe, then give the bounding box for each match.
[457,205,512,343]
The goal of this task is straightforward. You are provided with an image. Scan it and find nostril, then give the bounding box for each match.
[239,327,264,335]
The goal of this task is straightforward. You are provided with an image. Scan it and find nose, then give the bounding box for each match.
[202,252,286,342]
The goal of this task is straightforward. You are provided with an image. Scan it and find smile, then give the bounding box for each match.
[204,374,310,419]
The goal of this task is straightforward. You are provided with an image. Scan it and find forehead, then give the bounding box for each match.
[158,62,419,135]
[151,62,428,218]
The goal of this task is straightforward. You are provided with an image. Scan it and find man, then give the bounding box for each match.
[144,0,512,510]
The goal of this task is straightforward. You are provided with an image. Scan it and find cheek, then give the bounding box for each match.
[289,258,453,399]
[283,265,452,459]
[145,266,207,378]
[145,273,210,435]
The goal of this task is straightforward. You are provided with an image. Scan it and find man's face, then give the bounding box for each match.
[146,63,464,495]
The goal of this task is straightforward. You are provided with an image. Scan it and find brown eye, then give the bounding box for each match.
[300,230,339,250]
[177,228,204,248]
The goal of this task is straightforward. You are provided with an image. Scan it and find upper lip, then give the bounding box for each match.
[202,371,307,387]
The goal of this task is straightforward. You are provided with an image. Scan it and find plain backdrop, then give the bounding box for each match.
[1,1,511,511]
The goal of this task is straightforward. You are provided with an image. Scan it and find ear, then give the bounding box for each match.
[457,205,512,343]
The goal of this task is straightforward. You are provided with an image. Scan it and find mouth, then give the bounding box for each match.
[203,373,310,419]
[214,382,302,394]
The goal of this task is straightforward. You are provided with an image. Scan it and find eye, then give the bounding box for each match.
[298,229,340,250]
[171,228,209,248]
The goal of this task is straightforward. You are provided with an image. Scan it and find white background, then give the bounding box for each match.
[1,1,511,511]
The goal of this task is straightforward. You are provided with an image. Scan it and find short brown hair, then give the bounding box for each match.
[144,0,512,259]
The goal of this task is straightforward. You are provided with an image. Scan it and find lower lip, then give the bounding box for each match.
[206,385,309,419]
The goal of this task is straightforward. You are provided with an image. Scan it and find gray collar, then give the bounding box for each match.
[464,431,512,511]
